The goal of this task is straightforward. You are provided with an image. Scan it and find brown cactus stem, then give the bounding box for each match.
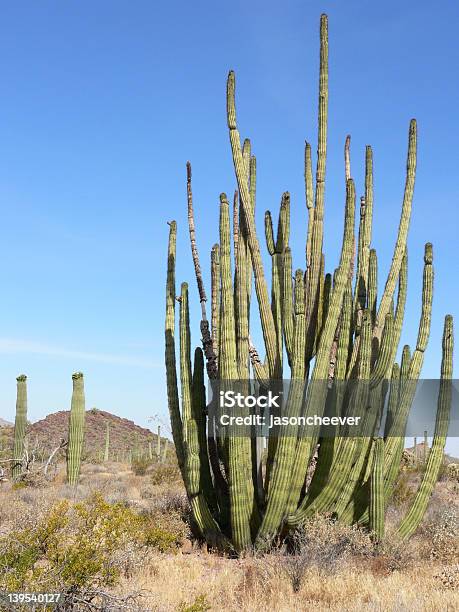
[186,162,218,379]
[210,244,220,365]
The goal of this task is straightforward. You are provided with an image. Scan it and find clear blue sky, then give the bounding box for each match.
[0,2,457,452]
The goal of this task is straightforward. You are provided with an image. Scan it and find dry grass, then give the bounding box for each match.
[0,462,457,611]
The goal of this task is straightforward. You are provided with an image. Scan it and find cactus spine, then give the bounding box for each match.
[66,372,85,486]
[165,14,453,552]
[12,375,28,480]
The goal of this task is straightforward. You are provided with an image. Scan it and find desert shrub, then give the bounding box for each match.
[0,491,188,603]
[391,470,416,507]
[178,594,212,612]
[371,531,417,573]
[151,490,190,519]
[425,507,459,563]
[13,470,49,489]
[140,482,156,499]
[266,515,372,592]
[131,456,151,476]
[139,506,190,552]
[446,463,459,482]
[435,565,459,590]
[150,463,181,485]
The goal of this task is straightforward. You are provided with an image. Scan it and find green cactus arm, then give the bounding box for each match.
[374,120,417,341]
[344,135,351,182]
[227,72,280,379]
[271,254,283,367]
[288,306,371,523]
[285,178,356,524]
[233,190,239,269]
[397,315,453,539]
[305,141,314,268]
[219,192,252,550]
[313,255,325,356]
[282,247,295,367]
[275,192,290,253]
[191,347,218,512]
[369,250,407,392]
[370,313,395,388]
[66,372,85,486]
[332,310,375,517]
[354,146,373,312]
[255,270,307,545]
[247,155,256,319]
[179,286,228,546]
[369,437,385,541]
[400,344,412,381]
[393,249,408,355]
[264,211,275,256]
[304,280,353,499]
[242,138,251,183]
[315,268,331,353]
[335,280,353,382]
[165,221,186,476]
[179,282,193,447]
[235,206,250,381]
[383,363,401,438]
[12,374,28,480]
[368,249,378,326]
[249,155,257,213]
[383,244,433,492]
[304,14,328,363]
[353,195,368,336]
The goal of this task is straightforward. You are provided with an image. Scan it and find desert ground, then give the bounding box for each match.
[0,455,457,612]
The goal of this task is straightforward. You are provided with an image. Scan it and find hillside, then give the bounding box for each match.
[12,409,167,461]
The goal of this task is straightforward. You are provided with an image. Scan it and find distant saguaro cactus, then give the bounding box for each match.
[104,422,110,462]
[66,372,85,485]
[12,375,28,480]
[157,425,161,459]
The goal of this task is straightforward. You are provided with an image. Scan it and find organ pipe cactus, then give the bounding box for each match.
[66,372,86,486]
[12,375,28,480]
[164,14,454,552]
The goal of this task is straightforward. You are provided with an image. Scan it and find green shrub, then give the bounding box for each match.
[131,456,151,476]
[178,594,212,612]
[150,463,181,485]
[391,470,415,507]
[0,492,189,599]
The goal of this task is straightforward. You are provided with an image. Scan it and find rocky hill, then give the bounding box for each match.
[2,409,168,461]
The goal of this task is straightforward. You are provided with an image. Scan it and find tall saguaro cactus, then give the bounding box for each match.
[12,375,28,480]
[165,14,454,553]
[66,372,86,486]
